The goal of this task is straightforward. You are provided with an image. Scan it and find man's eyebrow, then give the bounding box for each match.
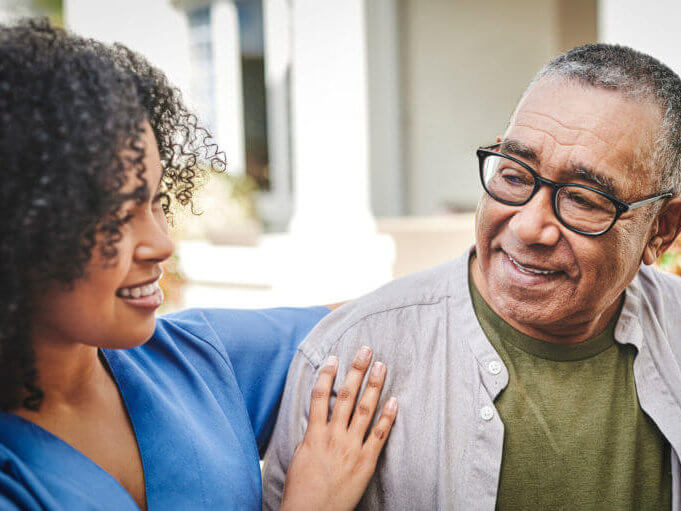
[568,165,619,197]
[499,139,538,163]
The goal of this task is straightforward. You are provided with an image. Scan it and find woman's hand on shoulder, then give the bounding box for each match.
[280,346,397,511]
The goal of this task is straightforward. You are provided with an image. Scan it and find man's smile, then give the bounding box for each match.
[499,249,567,285]
[505,252,560,276]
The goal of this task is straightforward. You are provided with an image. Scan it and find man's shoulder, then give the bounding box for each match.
[297,253,469,366]
[634,263,681,308]
[632,265,681,350]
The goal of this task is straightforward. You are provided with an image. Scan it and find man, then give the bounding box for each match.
[263,44,681,510]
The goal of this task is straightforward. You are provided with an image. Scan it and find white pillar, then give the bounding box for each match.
[289,0,375,236]
[366,0,405,217]
[266,0,394,304]
[212,0,246,175]
[599,0,681,76]
[260,0,293,230]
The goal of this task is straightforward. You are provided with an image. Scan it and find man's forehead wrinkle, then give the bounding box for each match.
[509,122,611,161]
[514,110,615,148]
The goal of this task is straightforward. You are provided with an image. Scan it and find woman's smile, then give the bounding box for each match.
[116,272,164,309]
[116,282,164,309]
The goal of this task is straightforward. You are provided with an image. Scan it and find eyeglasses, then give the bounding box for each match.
[477,143,674,236]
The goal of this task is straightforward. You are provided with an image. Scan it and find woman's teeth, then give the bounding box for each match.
[118,282,160,298]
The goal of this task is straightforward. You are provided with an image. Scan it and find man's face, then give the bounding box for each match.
[473,78,663,337]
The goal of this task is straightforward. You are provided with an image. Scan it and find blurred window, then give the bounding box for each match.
[236,0,270,190]
[188,5,217,132]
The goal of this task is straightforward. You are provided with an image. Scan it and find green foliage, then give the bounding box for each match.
[658,248,681,276]
[31,0,63,27]
[658,251,678,269]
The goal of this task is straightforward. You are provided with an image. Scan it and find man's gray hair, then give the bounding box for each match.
[520,44,681,195]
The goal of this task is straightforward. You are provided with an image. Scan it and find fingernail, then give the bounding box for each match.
[386,397,397,411]
[325,355,338,367]
[357,346,372,361]
[371,361,385,377]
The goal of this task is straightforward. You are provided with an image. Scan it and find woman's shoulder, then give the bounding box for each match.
[152,306,329,358]
[115,306,330,391]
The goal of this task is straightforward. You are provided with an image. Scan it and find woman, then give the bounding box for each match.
[0,19,396,510]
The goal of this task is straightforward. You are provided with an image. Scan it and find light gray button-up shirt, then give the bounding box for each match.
[263,249,681,510]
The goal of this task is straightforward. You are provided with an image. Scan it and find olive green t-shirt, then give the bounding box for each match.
[469,279,672,510]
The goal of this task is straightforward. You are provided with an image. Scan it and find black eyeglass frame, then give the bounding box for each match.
[477,143,674,236]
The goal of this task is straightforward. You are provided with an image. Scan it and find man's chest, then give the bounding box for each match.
[493,352,672,509]
[354,348,673,510]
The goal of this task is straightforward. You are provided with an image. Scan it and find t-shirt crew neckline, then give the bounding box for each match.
[468,273,621,362]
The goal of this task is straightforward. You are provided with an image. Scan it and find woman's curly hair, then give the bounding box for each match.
[0,18,225,411]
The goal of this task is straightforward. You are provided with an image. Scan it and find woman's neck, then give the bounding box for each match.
[14,334,112,419]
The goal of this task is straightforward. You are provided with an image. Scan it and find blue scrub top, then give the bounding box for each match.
[0,306,329,510]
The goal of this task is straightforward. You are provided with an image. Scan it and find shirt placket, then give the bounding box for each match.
[460,351,509,510]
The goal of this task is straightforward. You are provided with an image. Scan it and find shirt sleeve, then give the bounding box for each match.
[261,350,319,510]
[187,306,329,452]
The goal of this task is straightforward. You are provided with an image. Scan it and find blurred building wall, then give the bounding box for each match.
[64,0,192,105]
[0,0,37,22]
[63,0,603,221]
[399,0,597,215]
[599,0,681,76]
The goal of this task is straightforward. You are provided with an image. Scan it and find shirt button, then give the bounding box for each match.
[488,360,502,375]
[480,406,494,421]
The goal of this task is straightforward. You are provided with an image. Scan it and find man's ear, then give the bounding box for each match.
[642,197,681,265]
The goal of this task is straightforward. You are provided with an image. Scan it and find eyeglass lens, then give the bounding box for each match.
[482,154,617,233]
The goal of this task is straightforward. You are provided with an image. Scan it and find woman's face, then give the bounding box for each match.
[32,124,174,350]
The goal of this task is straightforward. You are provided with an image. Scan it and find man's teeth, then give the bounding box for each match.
[119,282,160,298]
[508,254,557,275]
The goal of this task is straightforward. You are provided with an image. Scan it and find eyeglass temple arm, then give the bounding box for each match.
[625,192,674,211]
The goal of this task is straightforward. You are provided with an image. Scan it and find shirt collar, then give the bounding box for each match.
[614,269,644,350]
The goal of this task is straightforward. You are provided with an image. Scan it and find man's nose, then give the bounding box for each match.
[507,187,561,246]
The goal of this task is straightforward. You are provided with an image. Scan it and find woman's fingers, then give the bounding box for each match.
[329,346,373,428]
[348,361,386,437]
[282,348,397,511]
[308,355,338,428]
[362,397,398,461]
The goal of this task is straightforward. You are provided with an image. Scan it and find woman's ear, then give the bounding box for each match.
[642,197,681,265]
